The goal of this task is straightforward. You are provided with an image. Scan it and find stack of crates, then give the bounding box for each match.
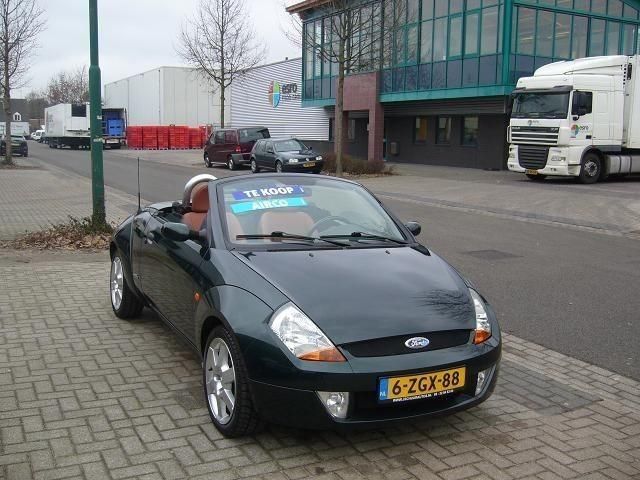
[169,126,189,149]
[189,128,203,149]
[126,127,143,149]
[142,126,158,150]
[157,127,170,150]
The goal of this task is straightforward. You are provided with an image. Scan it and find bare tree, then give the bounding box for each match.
[0,0,45,165]
[43,66,89,105]
[286,0,403,176]
[177,0,265,128]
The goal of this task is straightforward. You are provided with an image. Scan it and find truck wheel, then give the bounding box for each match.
[579,153,601,184]
[526,174,546,181]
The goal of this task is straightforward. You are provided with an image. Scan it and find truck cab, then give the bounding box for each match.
[508,55,640,184]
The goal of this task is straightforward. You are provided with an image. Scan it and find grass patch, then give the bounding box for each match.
[321,153,395,176]
[1,216,114,251]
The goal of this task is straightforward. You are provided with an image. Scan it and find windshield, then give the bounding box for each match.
[238,128,270,142]
[511,92,570,119]
[219,176,406,248]
[274,139,307,152]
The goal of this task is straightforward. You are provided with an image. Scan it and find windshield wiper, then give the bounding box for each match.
[321,232,409,245]
[236,231,349,247]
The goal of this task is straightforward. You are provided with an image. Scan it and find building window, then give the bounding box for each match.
[414,117,428,143]
[436,116,451,144]
[13,112,21,122]
[462,116,479,146]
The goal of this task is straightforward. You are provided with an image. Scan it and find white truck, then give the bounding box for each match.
[507,55,640,184]
[45,103,91,149]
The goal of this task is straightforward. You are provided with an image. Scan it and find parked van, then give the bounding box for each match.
[30,129,44,142]
[203,126,270,170]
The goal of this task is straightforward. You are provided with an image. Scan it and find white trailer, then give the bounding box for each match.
[507,55,640,184]
[45,103,91,149]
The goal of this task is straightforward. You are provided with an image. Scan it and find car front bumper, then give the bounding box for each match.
[247,338,500,429]
[282,160,324,172]
[231,153,252,165]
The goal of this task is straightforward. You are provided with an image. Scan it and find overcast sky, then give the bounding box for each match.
[17,0,299,97]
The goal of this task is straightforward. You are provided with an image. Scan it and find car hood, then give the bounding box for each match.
[279,151,317,160]
[233,246,475,345]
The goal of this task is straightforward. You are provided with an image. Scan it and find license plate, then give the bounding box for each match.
[304,162,316,168]
[378,366,466,403]
[107,139,119,144]
[525,169,538,175]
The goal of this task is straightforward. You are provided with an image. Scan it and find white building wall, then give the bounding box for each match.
[230,58,329,140]
[105,67,228,127]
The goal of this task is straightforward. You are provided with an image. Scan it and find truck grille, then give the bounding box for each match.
[518,146,549,170]
[510,126,559,146]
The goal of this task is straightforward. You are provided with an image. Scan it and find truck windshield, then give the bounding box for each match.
[511,92,569,119]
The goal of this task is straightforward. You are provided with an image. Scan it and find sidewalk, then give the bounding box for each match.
[0,160,137,241]
[1,160,639,479]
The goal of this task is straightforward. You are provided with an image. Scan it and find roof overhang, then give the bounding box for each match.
[286,0,333,14]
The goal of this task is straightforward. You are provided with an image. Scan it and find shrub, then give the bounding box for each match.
[321,153,394,175]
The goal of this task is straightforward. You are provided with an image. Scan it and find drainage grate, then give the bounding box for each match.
[464,249,520,261]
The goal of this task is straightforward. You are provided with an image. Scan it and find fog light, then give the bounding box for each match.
[317,391,349,419]
[475,368,491,395]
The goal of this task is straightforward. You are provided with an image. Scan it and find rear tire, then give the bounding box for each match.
[227,156,236,171]
[110,253,143,319]
[579,152,601,184]
[526,173,546,181]
[250,158,260,173]
[203,327,262,437]
[204,153,212,168]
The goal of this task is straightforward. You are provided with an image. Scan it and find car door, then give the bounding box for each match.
[211,130,226,163]
[137,211,205,345]
[262,141,275,169]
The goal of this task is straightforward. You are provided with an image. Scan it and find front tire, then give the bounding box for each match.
[275,160,283,173]
[204,153,212,168]
[250,158,260,173]
[579,153,601,184]
[110,253,143,319]
[203,327,261,437]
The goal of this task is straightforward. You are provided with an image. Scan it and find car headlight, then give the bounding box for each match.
[469,289,491,344]
[269,303,346,362]
[316,155,323,161]
[288,158,299,164]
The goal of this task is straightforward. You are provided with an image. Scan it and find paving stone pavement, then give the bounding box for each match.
[0,163,137,241]
[0,251,639,480]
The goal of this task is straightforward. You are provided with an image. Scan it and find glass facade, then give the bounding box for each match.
[301,0,640,101]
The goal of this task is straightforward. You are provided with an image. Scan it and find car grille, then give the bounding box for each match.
[510,126,559,146]
[518,146,549,170]
[341,330,472,358]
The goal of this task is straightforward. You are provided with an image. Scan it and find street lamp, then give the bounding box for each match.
[89,0,105,225]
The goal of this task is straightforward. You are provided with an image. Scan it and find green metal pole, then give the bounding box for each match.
[89,0,105,225]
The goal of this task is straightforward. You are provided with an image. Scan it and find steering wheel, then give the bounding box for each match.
[309,215,352,236]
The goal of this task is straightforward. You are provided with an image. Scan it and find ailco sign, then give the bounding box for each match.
[268,80,301,108]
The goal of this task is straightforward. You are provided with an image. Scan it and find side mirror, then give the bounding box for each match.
[162,222,201,242]
[405,221,421,236]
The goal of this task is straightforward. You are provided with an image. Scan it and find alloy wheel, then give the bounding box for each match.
[110,256,124,310]
[276,161,283,173]
[204,154,211,168]
[228,157,235,170]
[205,338,236,425]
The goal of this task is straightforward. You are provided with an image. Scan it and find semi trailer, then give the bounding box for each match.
[507,55,640,184]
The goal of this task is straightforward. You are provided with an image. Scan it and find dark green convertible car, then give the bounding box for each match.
[109,173,501,437]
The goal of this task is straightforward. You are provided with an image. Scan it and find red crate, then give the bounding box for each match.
[189,128,203,149]
[142,126,158,150]
[169,126,189,149]
[157,126,170,150]
[126,126,143,149]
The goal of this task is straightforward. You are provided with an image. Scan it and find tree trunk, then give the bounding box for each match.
[335,62,345,178]
[220,85,225,128]
[3,87,12,166]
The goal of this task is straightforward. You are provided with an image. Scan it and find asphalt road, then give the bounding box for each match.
[31,143,640,380]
